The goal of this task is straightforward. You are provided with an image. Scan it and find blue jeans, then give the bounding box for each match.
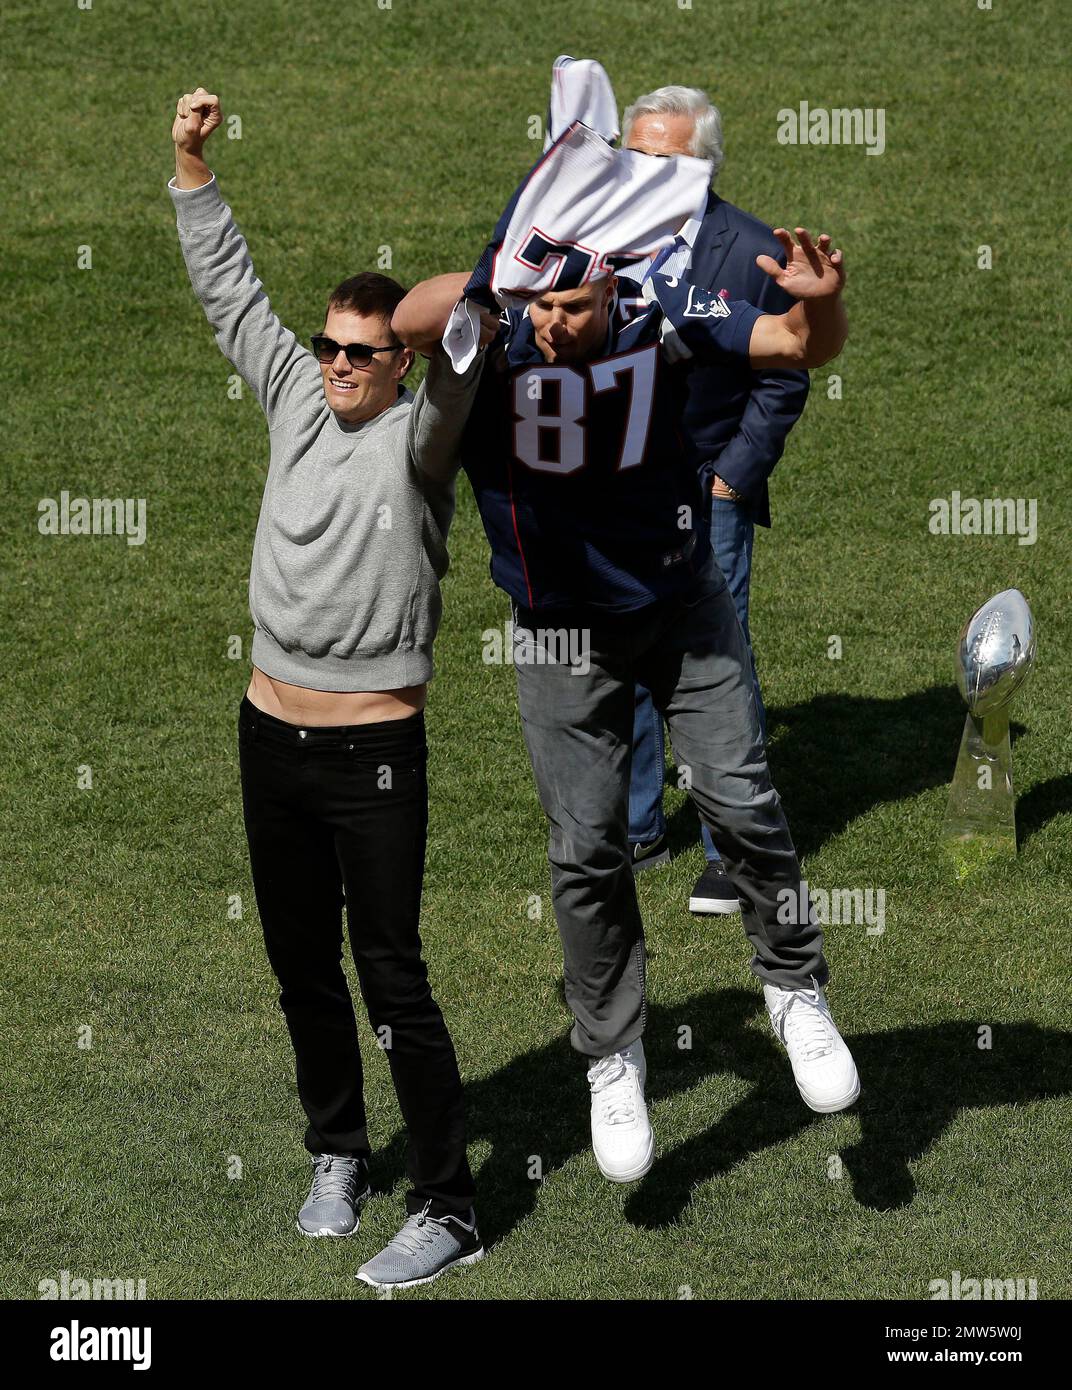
[630,497,767,861]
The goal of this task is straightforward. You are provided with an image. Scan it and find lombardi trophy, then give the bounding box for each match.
[942,588,1036,873]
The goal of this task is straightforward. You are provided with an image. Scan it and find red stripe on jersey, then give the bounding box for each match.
[507,458,535,608]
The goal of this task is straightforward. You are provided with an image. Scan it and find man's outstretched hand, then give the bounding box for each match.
[171,87,220,190]
[757,228,845,300]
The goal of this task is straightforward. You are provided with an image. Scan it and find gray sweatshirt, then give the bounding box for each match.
[168,174,482,692]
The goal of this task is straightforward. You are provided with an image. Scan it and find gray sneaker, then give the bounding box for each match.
[296,1154,371,1238]
[356,1204,484,1289]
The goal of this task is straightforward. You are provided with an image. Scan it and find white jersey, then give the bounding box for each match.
[445,122,712,371]
[489,123,711,306]
[544,53,619,148]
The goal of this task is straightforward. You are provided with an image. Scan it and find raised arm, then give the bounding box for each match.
[707,246,810,501]
[169,87,318,420]
[748,228,848,369]
[392,273,477,354]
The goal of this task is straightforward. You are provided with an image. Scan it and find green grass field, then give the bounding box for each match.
[2,0,1070,1301]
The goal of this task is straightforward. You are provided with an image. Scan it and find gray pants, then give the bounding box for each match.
[512,557,826,1058]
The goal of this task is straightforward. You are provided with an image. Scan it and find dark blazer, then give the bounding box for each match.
[683,192,810,528]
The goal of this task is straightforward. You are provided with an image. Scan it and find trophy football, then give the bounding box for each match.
[941,588,1036,873]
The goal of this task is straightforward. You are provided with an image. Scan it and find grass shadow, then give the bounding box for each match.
[662,686,1043,860]
[1017,773,1072,847]
[371,988,1072,1243]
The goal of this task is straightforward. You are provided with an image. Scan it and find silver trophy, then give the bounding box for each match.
[942,588,1036,872]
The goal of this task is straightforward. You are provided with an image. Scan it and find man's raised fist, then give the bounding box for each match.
[172,88,222,154]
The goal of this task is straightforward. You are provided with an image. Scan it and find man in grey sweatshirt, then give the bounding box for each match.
[170,86,490,1290]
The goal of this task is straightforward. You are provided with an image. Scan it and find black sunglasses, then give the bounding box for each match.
[310,335,404,368]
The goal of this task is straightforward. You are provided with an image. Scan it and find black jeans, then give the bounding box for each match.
[237,695,474,1218]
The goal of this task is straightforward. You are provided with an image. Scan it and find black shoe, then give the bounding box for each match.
[688,861,740,915]
[631,834,671,873]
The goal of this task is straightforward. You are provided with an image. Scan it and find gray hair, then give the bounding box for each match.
[622,85,724,180]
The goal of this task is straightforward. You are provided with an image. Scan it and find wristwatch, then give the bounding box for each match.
[713,476,744,502]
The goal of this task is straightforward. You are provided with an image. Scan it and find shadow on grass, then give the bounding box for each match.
[1017,773,1072,847]
[623,992,1072,1230]
[371,988,1072,1243]
[662,686,1044,861]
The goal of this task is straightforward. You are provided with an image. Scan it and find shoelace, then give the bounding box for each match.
[386,1204,451,1258]
[309,1155,362,1203]
[773,987,834,1062]
[589,1054,638,1125]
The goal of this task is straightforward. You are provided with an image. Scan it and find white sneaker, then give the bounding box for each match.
[764,979,861,1113]
[587,1040,654,1182]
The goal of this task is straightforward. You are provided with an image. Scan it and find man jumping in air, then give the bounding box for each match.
[393,172,860,1184]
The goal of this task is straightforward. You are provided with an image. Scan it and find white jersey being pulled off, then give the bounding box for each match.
[444,122,712,370]
[491,122,711,306]
[544,53,619,148]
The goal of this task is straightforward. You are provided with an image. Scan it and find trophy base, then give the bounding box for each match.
[941,709,1016,878]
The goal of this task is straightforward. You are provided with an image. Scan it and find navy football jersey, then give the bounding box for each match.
[460,273,763,612]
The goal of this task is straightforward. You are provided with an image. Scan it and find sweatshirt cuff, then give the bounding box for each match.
[167,172,224,225]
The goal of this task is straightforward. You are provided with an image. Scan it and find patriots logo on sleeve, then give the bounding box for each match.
[640,271,762,367]
[683,285,732,319]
